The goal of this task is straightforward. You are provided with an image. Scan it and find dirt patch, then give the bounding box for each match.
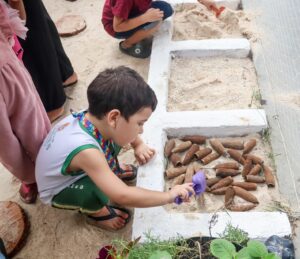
[168,57,260,111]
[164,133,283,213]
[172,3,258,42]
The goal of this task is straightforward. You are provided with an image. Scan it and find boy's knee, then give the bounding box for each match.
[152,1,174,20]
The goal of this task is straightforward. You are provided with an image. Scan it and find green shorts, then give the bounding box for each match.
[52,143,122,214]
[52,175,109,214]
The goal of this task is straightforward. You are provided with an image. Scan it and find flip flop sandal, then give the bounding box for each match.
[119,164,138,181]
[119,41,151,59]
[63,80,78,88]
[87,205,131,231]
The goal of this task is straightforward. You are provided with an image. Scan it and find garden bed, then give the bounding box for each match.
[172,3,254,41]
[168,56,260,111]
[164,133,283,213]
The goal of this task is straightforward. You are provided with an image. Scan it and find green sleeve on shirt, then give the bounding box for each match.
[61,144,99,176]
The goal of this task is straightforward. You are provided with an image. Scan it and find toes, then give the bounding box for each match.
[117,210,129,220]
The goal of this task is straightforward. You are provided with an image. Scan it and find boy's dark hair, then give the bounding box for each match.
[87,66,157,120]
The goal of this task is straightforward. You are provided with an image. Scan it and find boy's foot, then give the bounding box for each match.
[119,41,151,59]
[63,72,78,88]
[86,205,130,231]
[19,182,38,204]
[119,164,138,181]
[47,106,64,122]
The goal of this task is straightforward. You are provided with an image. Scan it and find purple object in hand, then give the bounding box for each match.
[174,171,206,205]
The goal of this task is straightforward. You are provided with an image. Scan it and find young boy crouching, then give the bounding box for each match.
[102,0,173,58]
[35,66,194,231]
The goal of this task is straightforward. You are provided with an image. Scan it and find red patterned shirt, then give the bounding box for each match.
[102,0,152,36]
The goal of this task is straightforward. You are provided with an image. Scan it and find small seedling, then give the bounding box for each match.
[262,128,271,144]
[249,89,262,107]
[208,212,219,237]
[267,152,280,166]
[218,222,249,247]
[106,233,199,259]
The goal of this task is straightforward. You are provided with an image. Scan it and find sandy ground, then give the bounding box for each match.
[172,3,258,41]
[164,134,283,213]
[0,1,280,258]
[0,0,147,258]
[168,57,260,111]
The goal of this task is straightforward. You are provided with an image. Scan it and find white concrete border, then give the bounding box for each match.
[132,0,292,241]
[133,116,291,241]
[149,20,251,112]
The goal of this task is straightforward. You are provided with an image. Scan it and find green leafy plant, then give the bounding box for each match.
[107,233,199,259]
[218,223,249,247]
[210,239,280,259]
[262,128,271,144]
[148,250,172,259]
[249,89,262,108]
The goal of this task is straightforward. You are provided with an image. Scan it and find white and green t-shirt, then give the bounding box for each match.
[35,113,103,204]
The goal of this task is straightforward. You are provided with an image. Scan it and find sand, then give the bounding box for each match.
[0,1,281,258]
[173,3,258,42]
[164,134,282,213]
[0,0,144,258]
[168,56,260,111]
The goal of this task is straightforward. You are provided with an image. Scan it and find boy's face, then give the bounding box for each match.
[114,107,153,146]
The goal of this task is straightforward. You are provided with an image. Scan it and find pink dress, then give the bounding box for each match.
[0,0,51,184]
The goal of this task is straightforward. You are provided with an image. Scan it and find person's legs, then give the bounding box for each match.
[0,56,51,203]
[21,0,67,115]
[151,1,174,20]
[121,22,161,48]
[117,1,173,57]
[52,176,129,230]
[0,95,36,184]
[42,2,77,86]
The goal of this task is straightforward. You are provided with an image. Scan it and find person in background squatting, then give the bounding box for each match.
[102,0,173,58]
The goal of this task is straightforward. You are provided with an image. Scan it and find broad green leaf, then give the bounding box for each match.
[236,247,252,259]
[148,250,172,259]
[247,240,268,257]
[263,253,281,259]
[210,239,237,259]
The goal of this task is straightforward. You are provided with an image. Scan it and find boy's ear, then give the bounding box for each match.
[107,109,121,128]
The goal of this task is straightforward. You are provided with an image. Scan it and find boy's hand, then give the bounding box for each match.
[143,8,164,23]
[168,183,195,203]
[133,142,156,165]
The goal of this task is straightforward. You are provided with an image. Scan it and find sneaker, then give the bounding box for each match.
[119,41,151,59]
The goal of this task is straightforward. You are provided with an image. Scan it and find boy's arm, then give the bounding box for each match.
[131,136,155,165]
[113,8,163,32]
[70,148,194,207]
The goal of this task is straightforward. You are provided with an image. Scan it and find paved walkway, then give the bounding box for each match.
[243,0,300,256]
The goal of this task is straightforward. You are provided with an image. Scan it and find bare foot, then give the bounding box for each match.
[47,106,64,122]
[63,72,78,87]
[87,206,130,231]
